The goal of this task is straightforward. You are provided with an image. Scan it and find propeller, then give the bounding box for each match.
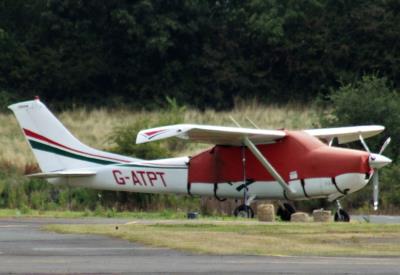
[359,135,392,211]
[379,137,391,155]
[372,170,379,211]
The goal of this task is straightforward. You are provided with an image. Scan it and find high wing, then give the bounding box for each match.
[28,170,96,179]
[304,125,385,144]
[136,123,384,197]
[137,124,293,194]
[136,124,286,146]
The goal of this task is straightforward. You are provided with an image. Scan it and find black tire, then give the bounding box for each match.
[283,203,296,214]
[277,203,296,221]
[334,209,350,222]
[234,204,255,218]
[277,206,290,221]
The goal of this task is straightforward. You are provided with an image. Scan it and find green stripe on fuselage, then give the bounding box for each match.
[29,140,189,169]
[29,140,117,165]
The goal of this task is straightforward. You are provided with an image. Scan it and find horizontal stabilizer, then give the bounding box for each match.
[27,170,96,179]
[136,124,286,146]
[304,125,385,144]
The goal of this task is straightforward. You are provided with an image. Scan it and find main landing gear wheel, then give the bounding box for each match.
[277,203,296,221]
[234,204,254,218]
[334,209,350,222]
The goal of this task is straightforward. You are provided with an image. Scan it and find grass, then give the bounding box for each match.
[0,101,319,170]
[45,221,400,257]
[0,208,242,220]
[0,209,99,218]
[0,208,186,219]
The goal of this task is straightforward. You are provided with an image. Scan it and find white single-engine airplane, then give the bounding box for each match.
[9,98,392,221]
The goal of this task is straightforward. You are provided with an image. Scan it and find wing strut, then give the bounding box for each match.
[243,137,296,196]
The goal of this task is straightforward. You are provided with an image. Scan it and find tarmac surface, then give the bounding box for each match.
[0,216,400,274]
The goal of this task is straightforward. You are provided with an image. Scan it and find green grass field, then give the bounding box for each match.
[46,220,400,257]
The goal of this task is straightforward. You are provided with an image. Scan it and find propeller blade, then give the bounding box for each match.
[373,172,379,211]
[359,134,370,153]
[379,137,391,155]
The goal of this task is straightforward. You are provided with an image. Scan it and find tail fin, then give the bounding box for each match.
[9,98,138,172]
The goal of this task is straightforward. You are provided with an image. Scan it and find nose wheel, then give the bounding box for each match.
[334,200,350,222]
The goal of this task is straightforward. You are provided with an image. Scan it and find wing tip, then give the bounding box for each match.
[135,133,148,144]
[374,125,385,132]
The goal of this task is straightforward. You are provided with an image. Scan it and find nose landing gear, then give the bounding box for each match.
[334,200,350,222]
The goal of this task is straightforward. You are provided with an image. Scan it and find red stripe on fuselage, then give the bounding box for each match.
[189,131,370,183]
[23,128,131,163]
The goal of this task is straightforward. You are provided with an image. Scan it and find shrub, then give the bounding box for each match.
[110,120,170,159]
[317,75,400,211]
[109,96,186,159]
[381,164,400,210]
[320,75,400,161]
[30,191,48,210]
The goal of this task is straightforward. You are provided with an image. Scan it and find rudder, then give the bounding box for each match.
[9,98,138,172]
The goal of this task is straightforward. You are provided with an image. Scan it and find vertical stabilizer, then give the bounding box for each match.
[9,99,139,172]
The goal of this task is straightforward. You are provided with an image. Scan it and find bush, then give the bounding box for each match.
[320,75,400,161]
[317,75,400,211]
[381,164,400,211]
[0,90,16,110]
[111,120,170,159]
[30,191,48,210]
[109,96,186,159]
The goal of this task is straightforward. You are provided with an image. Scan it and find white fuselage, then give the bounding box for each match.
[49,156,369,202]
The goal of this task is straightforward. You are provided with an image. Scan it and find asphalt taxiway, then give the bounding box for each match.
[0,217,400,274]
